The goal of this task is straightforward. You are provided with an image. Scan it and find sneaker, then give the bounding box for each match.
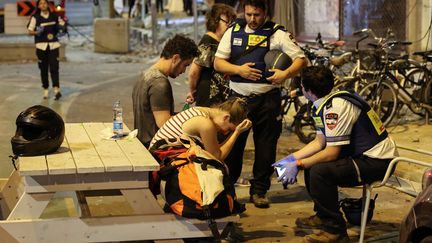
[296,214,323,229]
[304,230,350,243]
[54,92,62,100]
[249,194,270,208]
[43,89,49,99]
[234,178,251,187]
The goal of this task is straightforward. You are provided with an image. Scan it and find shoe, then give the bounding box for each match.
[234,178,251,187]
[43,89,49,99]
[54,92,62,100]
[303,230,350,243]
[249,194,270,208]
[233,200,246,214]
[296,214,323,229]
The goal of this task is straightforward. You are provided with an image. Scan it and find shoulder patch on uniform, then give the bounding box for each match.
[325,113,339,130]
[233,23,241,32]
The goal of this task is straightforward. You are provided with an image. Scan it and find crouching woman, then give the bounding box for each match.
[150,98,252,161]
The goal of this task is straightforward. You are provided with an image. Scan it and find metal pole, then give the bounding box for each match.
[193,0,198,43]
[141,0,146,23]
[151,0,157,50]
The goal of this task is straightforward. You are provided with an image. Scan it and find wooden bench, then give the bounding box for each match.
[0,122,237,242]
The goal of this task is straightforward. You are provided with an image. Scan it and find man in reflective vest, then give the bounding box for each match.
[214,0,307,209]
[273,66,398,242]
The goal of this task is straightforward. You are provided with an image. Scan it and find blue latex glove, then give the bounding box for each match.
[272,154,298,185]
[272,154,296,167]
[35,26,44,36]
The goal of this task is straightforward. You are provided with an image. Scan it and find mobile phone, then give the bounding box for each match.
[275,166,288,189]
[275,166,286,178]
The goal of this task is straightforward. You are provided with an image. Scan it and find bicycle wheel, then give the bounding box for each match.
[422,77,432,117]
[358,81,398,127]
[405,68,429,87]
[293,103,316,144]
[333,76,367,93]
[403,68,432,116]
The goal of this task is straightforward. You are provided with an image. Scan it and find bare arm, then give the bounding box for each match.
[217,119,251,160]
[153,110,171,128]
[292,133,326,160]
[292,133,341,168]
[27,17,37,35]
[187,63,202,103]
[214,57,262,81]
[183,117,252,161]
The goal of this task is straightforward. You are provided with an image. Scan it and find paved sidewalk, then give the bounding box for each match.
[233,120,431,242]
[1,24,431,241]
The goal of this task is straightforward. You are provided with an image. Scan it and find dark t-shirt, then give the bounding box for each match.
[194,34,229,106]
[132,67,174,146]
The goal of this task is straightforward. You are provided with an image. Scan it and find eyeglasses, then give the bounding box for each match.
[219,18,232,25]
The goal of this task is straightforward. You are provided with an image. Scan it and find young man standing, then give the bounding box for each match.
[214,0,307,208]
[273,66,398,242]
[132,35,199,147]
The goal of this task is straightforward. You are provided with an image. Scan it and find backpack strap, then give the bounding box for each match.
[203,205,222,241]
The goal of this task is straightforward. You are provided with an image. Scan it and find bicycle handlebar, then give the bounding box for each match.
[353,28,368,36]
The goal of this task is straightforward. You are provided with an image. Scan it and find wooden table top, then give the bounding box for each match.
[19,122,160,176]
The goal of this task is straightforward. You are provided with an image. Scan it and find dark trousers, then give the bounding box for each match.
[225,89,282,196]
[183,0,192,15]
[156,0,163,13]
[304,155,391,233]
[128,0,135,17]
[36,47,59,89]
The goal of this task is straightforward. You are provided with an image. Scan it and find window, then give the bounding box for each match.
[294,0,406,41]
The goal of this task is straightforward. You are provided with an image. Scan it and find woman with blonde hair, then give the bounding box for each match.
[150,98,251,161]
[186,3,237,107]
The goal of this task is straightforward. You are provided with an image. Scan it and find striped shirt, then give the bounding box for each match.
[149,107,209,148]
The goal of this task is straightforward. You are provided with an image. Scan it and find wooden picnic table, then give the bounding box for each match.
[0,122,236,242]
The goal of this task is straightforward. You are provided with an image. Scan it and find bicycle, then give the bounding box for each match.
[280,78,316,144]
[358,42,432,126]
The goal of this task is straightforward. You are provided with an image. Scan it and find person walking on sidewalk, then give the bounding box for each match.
[27,0,65,100]
[132,34,199,148]
[273,66,398,242]
[214,0,307,208]
[186,3,236,107]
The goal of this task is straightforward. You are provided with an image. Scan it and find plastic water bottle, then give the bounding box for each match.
[113,101,123,137]
[182,102,190,111]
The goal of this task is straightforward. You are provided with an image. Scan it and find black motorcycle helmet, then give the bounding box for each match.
[264,49,293,78]
[340,194,377,226]
[11,105,65,156]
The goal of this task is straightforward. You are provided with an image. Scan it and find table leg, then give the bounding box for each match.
[7,192,54,220]
[120,188,164,214]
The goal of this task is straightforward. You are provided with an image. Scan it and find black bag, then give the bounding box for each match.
[340,194,378,226]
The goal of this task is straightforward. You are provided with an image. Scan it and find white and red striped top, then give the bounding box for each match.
[149,107,209,148]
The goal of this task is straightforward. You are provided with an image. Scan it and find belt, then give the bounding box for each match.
[230,88,280,100]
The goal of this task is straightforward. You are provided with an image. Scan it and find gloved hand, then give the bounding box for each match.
[272,154,299,185]
[272,154,296,167]
[56,23,67,38]
[35,26,44,36]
